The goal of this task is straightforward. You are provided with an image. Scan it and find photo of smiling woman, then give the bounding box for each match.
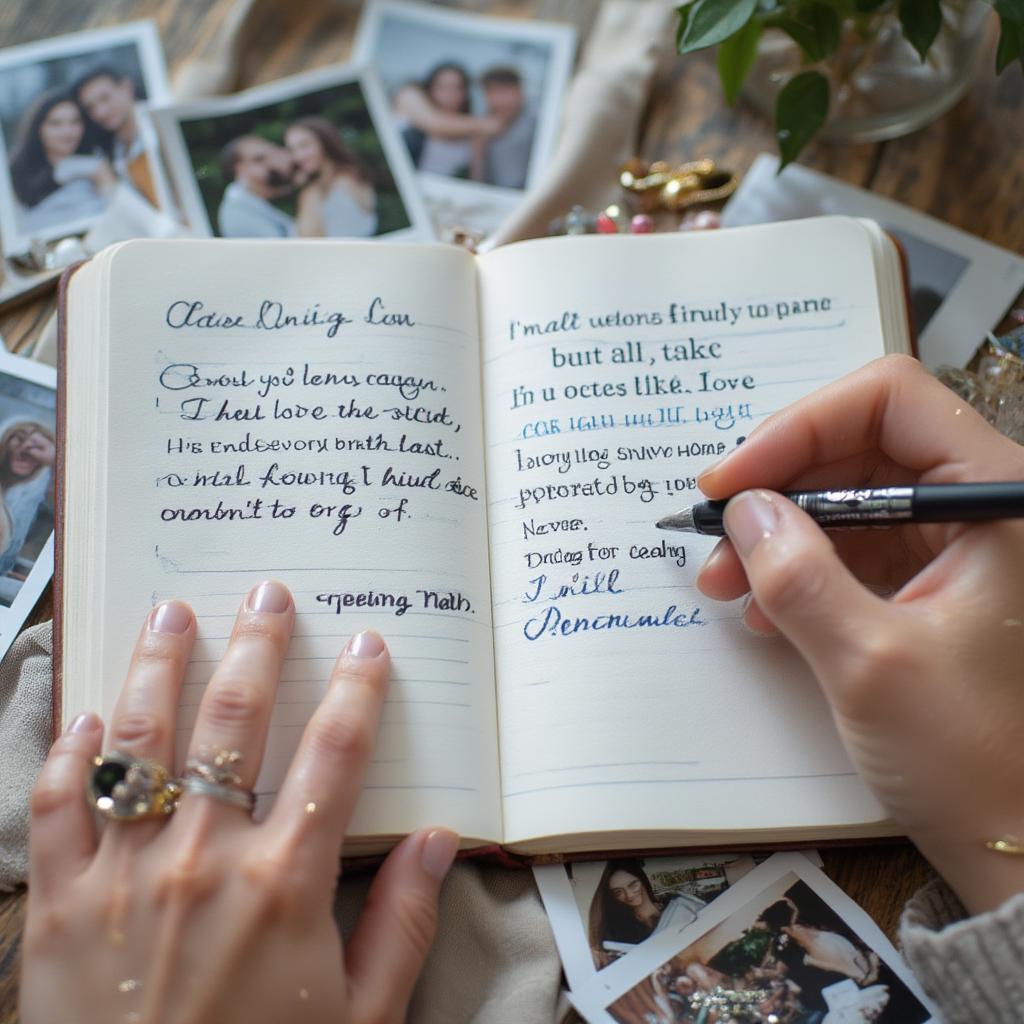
[588,860,706,967]
[7,87,115,235]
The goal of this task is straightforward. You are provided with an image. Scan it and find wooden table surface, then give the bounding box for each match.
[0,1,1021,1020]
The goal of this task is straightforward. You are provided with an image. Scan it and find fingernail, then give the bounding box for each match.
[149,600,192,634]
[420,828,459,880]
[67,710,100,735]
[246,580,291,614]
[696,455,727,484]
[347,629,385,659]
[724,490,777,557]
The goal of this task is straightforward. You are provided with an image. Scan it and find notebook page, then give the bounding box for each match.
[88,240,500,842]
[478,219,891,845]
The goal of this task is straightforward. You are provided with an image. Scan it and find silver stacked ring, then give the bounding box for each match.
[181,747,255,813]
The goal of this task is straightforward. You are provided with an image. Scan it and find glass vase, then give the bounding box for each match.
[743,0,992,143]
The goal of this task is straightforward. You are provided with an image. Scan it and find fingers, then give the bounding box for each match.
[699,355,1021,500]
[106,601,195,768]
[29,711,104,899]
[183,581,294,796]
[266,630,389,868]
[347,829,459,1021]
[721,490,896,690]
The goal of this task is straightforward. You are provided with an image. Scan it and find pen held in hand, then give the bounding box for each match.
[654,483,1024,536]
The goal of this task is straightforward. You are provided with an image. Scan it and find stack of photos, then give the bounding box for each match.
[568,854,936,1024]
[0,2,578,263]
[0,22,171,258]
[0,351,57,659]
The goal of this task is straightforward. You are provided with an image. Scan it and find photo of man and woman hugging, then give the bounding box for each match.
[393,62,534,189]
[0,41,163,241]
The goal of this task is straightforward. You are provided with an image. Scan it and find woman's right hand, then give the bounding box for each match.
[696,355,1024,916]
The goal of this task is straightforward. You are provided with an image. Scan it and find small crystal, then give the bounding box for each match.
[564,205,591,236]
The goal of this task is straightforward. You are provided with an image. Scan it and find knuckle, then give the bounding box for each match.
[307,713,372,764]
[393,888,439,958]
[203,676,269,729]
[155,853,216,907]
[232,617,289,654]
[110,711,166,752]
[23,906,69,956]
[240,848,304,913]
[132,634,188,671]
[836,630,909,716]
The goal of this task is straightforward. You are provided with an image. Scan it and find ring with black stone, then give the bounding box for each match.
[88,752,182,821]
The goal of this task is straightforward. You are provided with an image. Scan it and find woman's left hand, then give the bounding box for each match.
[22,581,458,1023]
[23,432,55,468]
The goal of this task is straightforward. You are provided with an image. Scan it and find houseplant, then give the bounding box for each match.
[677,0,1024,167]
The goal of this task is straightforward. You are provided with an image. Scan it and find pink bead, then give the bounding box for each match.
[630,214,654,234]
[596,212,619,234]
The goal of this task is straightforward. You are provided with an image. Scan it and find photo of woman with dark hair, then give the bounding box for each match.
[284,115,378,238]
[392,61,505,180]
[0,419,55,582]
[588,859,705,966]
[7,87,114,234]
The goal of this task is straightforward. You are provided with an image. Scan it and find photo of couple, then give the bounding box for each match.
[0,367,56,609]
[606,874,931,1024]
[357,0,576,195]
[0,24,169,254]
[163,75,419,240]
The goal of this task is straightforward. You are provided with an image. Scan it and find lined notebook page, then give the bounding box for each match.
[478,220,891,845]
[88,240,501,842]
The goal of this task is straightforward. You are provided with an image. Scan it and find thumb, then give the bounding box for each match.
[723,490,889,687]
[346,828,458,1020]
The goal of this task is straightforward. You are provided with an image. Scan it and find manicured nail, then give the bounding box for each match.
[347,629,385,659]
[724,490,777,557]
[149,600,192,634]
[67,710,100,735]
[246,580,291,614]
[696,455,727,483]
[420,828,459,880]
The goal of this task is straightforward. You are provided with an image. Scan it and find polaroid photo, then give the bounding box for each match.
[0,21,172,257]
[353,0,577,236]
[151,65,432,242]
[535,851,824,992]
[570,852,936,1024]
[723,153,1024,371]
[0,349,57,659]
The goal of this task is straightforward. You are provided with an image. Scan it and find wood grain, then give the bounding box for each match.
[0,2,1019,1022]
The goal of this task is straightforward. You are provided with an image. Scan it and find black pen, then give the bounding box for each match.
[654,483,1024,536]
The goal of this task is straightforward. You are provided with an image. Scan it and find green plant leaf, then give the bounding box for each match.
[992,0,1024,24]
[676,4,694,51]
[775,70,830,170]
[678,0,758,54]
[717,17,763,103]
[898,0,942,61]
[854,0,889,10]
[996,14,1024,71]
[773,4,842,61]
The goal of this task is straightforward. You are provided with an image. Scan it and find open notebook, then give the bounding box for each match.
[57,216,911,857]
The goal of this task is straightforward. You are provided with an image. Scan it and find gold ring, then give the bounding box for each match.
[88,753,181,821]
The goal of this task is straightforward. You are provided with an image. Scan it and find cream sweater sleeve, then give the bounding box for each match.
[900,879,1024,1022]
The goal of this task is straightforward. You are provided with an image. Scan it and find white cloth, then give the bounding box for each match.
[18,177,108,236]
[217,181,296,237]
[320,180,378,237]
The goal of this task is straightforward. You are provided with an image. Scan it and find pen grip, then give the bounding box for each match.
[911,482,1024,522]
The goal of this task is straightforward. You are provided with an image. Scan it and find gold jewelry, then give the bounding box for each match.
[185,746,244,787]
[182,747,255,813]
[986,836,1024,856]
[89,753,181,821]
[619,157,739,213]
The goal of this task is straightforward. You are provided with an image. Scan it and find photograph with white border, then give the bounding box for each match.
[151,65,432,242]
[570,852,935,1024]
[0,21,171,256]
[723,153,1024,371]
[0,348,57,659]
[353,0,576,234]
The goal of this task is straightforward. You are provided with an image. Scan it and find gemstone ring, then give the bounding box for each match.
[88,752,182,821]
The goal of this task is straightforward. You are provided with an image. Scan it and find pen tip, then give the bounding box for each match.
[654,508,695,532]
